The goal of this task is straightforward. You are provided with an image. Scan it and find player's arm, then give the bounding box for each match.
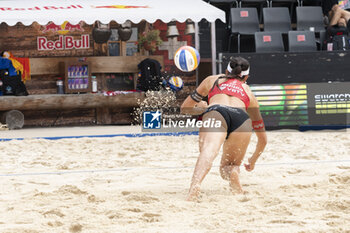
[180,76,212,115]
[245,85,267,171]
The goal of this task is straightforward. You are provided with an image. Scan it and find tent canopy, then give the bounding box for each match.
[0,0,225,26]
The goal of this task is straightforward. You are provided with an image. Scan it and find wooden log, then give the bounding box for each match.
[96,108,111,125]
[111,112,133,125]
[22,109,96,127]
[1,110,24,130]
[0,93,145,111]
[24,116,95,127]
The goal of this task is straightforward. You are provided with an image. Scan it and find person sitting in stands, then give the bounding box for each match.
[323,0,350,29]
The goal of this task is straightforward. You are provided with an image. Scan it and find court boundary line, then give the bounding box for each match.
[0,131,199,142]
[1,159,349,177]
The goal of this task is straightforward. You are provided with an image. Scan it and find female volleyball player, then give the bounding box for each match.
[181,57,267,201]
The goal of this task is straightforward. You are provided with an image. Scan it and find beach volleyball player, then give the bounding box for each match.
[181,57,267,201]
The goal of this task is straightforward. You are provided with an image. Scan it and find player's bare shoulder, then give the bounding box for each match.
[242,83,259,108]
[207,74,223,82]
[242,82,253,95]
[202,74,224,88]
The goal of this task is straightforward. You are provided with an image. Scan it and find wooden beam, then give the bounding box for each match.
[0,93,145,111]
[30,56,164,75]
[96,107,112,125]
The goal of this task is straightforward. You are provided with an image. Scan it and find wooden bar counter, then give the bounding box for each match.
[0,92,145,111]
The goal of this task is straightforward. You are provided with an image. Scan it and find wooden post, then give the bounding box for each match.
[120,41,127,56]
[1,110,24,130]
[96,108,112,125]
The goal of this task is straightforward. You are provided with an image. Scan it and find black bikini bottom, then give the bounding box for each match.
[203,105,250,138]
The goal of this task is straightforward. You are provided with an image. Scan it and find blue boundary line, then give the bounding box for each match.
[0,131,199,142]
[0,159,349,177]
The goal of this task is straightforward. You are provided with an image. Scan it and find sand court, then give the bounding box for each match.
[0,127,349,232]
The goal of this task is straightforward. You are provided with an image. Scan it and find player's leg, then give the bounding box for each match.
[220,119,252,193]
[187,111,227,201]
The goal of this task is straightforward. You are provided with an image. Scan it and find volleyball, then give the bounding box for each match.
[168,76,184,91]
[174,46,200,72]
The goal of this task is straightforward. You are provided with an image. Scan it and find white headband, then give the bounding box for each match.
[241,67,250,76]
[227,63,233,73]
[227,63,250,76]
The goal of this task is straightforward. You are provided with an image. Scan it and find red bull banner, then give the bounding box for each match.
[37,21,89,50]
[0,5,83,11]
[37,35,90,50]
[0,4,149,11]
[92,5,149,9]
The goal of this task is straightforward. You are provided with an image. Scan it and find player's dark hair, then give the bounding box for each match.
[212,57,250,90]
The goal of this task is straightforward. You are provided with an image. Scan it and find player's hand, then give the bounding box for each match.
[244,157,255,172]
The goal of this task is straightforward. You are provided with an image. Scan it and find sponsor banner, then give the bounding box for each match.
[37,35,90,50]
[37,21,89,51]
[251,82,350,127]
[307,82,350,125]
[0,5,149,11]
[250,84,309,127]
[42,21,84,35]
[0,5,83,11]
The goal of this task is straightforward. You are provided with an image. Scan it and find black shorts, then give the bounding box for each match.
[203,104,250,138]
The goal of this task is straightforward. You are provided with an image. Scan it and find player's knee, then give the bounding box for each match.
[338,18,346,27]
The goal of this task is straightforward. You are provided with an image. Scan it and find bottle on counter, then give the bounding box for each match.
[0,80,3,96]
[91,76,97,93]
[56,77,65,94]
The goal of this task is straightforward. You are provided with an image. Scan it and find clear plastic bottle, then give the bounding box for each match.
[91,76,97,93]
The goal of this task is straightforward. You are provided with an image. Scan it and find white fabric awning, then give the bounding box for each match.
[0,0,225,26]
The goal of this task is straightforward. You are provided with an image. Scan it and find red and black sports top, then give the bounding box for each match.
[208,78,250,110]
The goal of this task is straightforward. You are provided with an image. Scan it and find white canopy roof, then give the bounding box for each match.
[0,0,225,26]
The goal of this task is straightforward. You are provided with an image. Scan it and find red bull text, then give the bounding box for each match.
[0,4,149,11]
[37,35,90,50]
[0,5,83,11]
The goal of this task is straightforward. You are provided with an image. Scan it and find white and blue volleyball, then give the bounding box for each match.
[174,46,200,72]
[168,76,184,91]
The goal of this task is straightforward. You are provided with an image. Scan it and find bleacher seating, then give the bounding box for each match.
[288,30,317,51]
[239,0,269,22]
[255,31,285,52]
[228,8,260,52]
[202,0,328,53]
[263,7,291,33]
[296,6,325,32]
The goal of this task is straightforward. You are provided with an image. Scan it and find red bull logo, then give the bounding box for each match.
[92,5,149,9]
[42,21,84,35]
[37,35,90,50]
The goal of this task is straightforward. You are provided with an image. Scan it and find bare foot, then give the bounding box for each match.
[186,185,201,201]
[229,167,243,194]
